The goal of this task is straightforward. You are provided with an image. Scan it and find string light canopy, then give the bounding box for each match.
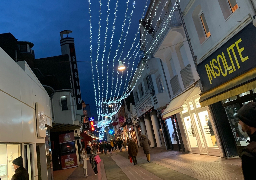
[87,0,181,139]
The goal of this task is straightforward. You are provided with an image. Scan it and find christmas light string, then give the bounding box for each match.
[113,0,136,98]
[110,0,130,100]
[100,0,111,115]
[105,0,119,102]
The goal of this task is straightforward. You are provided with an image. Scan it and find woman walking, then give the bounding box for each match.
[128,138,138,165]
[140,135,151,162]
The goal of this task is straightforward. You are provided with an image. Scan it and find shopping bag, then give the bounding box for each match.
[94,155,101,164]
[130,157,133,163]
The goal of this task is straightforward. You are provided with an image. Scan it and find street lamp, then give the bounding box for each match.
[118,61,126,71]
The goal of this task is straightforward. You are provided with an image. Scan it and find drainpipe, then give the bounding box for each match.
[159,59,172,100]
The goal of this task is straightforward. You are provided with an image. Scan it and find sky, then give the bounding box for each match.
[0,0,149,120]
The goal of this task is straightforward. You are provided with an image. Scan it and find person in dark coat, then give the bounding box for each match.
[117,139,123,151]
[140,135,151,162]
[12,156,29,180]
[128,139,138,165]
[236,102,256,180]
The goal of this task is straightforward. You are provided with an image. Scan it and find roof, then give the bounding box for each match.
[34,54,72,90]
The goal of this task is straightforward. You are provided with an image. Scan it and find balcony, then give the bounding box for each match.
[153,91,170,109]
[135,91,154,117]
[180,64,194,89]
[170,75,182,96]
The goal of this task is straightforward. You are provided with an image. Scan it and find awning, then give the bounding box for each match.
[162,86,200,119]
[200,68,256,107]
[51,123,81,133]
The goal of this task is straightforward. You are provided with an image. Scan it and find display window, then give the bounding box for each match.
[183,116,198,148]
[0,144,21,180]
[197,111,218,147]
[166,118,177,144]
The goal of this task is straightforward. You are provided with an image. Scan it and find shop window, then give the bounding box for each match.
[200,13,211,38]
[182,104,188,114]
[224,103,250,147]
[218,0,238,20]
[189,101,194,110]
[183,116,198,147]
[60,96,68,111]
[0,144,21,180]
[195,98,201,108]
[198,111,218,147]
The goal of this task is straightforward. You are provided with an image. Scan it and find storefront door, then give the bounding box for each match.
[181,95,220,155]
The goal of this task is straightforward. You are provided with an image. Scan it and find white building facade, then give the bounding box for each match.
[179,0,256,158]
[0,48,52,180]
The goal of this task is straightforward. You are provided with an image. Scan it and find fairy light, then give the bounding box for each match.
[90,0,182,125]
[100,0,111,113]
[113,0,135,97]
[110,0,130,100]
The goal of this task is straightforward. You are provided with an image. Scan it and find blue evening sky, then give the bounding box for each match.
[0,0,149,120]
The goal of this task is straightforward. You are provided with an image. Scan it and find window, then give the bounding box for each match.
[139,83,144,97]
[60,96,68,110]
[192,5,211,44]
[157,77,164,93]
[170,58,177,76]
[200,13,211,38]
[218,0,238,19]
[228,0,238,12]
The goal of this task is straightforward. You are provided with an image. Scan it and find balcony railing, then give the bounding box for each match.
[180,64,194,89]
[170,75,182,96]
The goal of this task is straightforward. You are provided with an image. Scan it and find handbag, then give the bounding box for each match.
[94,155,101,164]
[130,156,133,163]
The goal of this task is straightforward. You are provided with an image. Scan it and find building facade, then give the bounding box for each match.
[180,0,256,157]
[0,48,52,180]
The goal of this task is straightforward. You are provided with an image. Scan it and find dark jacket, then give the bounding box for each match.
[11,166,29,180]
[241,132,256,180]
[140,135,151,154]
[86,146,91,154]
[128,140,138,157]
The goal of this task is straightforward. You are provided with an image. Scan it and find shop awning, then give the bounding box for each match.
[51,123,81,133]
[162,86,200,119]
[200,68,256,107]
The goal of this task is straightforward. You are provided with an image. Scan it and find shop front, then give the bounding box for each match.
[0,144,21,180]
[162,86,222,156]
[197,22,256,157]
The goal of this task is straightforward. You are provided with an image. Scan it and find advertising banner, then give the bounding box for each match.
[59,132,75,144]
[61,154,77,169]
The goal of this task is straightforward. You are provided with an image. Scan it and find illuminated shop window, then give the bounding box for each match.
[184,116,198,147]
[200,13,211,38]
[195,98,201,108]
[182,104,188,114]
[189,101,194,110]
[239,91,250,97]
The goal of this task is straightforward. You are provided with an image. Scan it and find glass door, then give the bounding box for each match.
[183,116,199,151]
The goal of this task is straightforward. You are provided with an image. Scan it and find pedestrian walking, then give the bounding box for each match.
[12,156,29,180]
[128,138,138,165]
[81,149,88,177]
[236,102,256,180]
[114,140,118,151]
[117,139,123,152]
[123,139,127,151]
[91,152,98,175]
[110,140,114,152]
[140,135,151,162]
[86,144,92,163]
[103,142,107,155]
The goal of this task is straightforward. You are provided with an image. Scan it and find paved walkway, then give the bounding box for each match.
[111,154,162,180]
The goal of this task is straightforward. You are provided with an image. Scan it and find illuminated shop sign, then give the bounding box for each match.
[197,23,256,92]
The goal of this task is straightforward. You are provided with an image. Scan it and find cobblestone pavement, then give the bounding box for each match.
[131,147,244,180]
